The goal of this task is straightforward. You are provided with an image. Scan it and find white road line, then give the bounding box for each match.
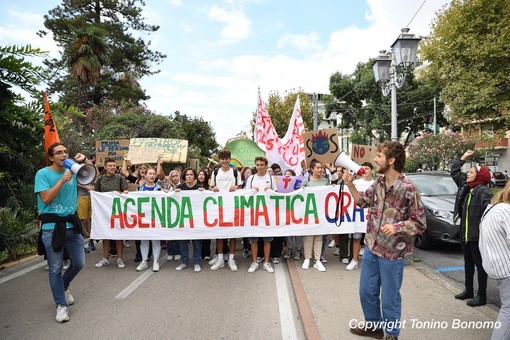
[275,263,298,340]
[0,261,46,284]
[115,257,167,300]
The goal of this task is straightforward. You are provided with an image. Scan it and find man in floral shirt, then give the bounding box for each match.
[343,141,426,340]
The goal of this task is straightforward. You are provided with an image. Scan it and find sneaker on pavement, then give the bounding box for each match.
[123,240,131,248]
[56,305,69,323]
[136,261,148,271]
[153,261,160,272]
[95,258,110,268]
[248,262,259,273]
[208,255,218,265]
[333,248,340,256]
[283,250,291,259]
[263,262,275,273]
[256,256,263,263]
[228,259,238,271]
[328,240,336,248]
[350,325,384,339]
[210,258,225,270]
[167,255,174,261]
[359,247,365,256]
[176,263,188,271]
[341,258,349,264]
[174,254,181,261]
[294,250,302,260]
[62,260,70,270]
[346,260,359,271]
[89,240,96,251]
[64,290,74,305]
[272,257,280,264]
[117,258,125,269]
[320,256,328,263]
[194,264,201,272]
[314,261,326,272]
[243,249,250,258]
[302,258,310,270]
[204,256,211,261]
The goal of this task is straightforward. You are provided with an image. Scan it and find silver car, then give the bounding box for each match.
[405,172,461,249]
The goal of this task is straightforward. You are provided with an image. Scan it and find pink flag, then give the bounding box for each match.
[255,90,284,168]
[281,95,305,175]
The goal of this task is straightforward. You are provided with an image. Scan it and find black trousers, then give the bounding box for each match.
[461,240,487,295]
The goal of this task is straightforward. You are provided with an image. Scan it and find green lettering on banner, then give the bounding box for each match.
[290,194,304,224]
[165,196,180,229]
[124,198,137,228]
[270,195,285,225]
[137,197,150,228]
[110,197,123,228]
[305,193,319,224]
[152,197,166,228]
[180,197,194,228]
[239,196,254,226]
[254,196,269,226]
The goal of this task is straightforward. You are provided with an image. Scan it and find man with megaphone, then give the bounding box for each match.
[35,142,98,323]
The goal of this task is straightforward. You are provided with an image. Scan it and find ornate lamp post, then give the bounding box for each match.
[372,28,421,141]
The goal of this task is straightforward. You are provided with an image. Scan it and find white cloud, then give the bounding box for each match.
[166,0,182,6]
[207,6,252,44]
[277,33,322,51]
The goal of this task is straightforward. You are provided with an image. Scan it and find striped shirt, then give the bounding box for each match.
[479,203,510,279]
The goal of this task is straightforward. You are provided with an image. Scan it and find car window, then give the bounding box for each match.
[407,175,458,196]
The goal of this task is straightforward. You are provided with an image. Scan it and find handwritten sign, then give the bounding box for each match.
[127,138,188,164]
[350,144,377,165]
[95,139,130,167]
[273,175,304,193]
[303,128,340,166]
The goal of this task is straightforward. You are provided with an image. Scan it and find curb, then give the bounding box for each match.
[0,254,40,270]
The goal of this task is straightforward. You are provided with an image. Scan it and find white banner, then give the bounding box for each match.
[91,186,367,240]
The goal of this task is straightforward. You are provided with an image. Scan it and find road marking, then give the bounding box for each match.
[0,261,46,284]
[436,266,464,273]
[115,257,168,300]
[275,262,298,340]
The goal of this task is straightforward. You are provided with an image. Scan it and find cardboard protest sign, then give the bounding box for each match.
[95,139,130,167]
[273,176,304,193]
[127,138,188,164]
[350,144,377,165]
[303,128,340,166]
[225,139,265,168]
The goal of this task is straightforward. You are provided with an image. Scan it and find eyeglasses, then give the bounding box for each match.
[54,150,69,156]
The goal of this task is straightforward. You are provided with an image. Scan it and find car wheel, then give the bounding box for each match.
[414,232,432,249]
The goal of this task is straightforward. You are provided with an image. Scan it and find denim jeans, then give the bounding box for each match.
[42,229,85,306]
[166,240,180,256]
[179,240,202,265]
[359,248,404,336]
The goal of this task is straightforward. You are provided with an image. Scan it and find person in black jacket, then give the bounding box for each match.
[451,149,492,307]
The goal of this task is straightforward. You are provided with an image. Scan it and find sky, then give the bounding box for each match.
[0,0,451,147]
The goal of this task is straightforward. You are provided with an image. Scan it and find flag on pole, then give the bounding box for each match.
[44,91,60,163]
[254,89,285,168]
[281,95,305,175]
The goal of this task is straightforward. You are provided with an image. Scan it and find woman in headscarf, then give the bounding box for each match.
[451,149,492,307]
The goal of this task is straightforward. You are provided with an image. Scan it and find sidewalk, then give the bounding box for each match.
[292,255,498,340]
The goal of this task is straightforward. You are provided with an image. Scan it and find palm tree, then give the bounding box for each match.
[66,25,110,108]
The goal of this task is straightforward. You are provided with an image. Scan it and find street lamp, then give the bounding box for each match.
[372,28,421,141]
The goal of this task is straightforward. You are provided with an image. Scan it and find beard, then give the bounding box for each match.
[376,160,390,174]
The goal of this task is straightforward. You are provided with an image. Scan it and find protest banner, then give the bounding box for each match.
[127,138,188,164]
[272,175,305,193]
[90,186,367,240]
[95,139,130,167]
[303,128,340,166]
[350,144,377,165]
[188,159,200,172]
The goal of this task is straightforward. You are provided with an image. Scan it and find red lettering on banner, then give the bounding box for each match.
[281,177,291,189]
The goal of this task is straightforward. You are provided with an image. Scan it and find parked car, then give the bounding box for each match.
[490,171,507,187]
[405,172,461,249]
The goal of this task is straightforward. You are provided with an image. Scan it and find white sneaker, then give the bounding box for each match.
[228,259,238,272]
[263,262,274,273]
[176,263,188,271]
[95,258,110,268]
[314,261,326,272]
[56,305,69,323]
[153,261,160,272]
[328,240,336,248]
[341,258,349,264]
[167,255,174,261]
[294,250,302,260]
[208,255,218,265]
[320,256,328,263]
[64,290,74,305]
[194,264,201,272]
[174,255,181,261]
[283,250,291,259]
[136,260,148,271]
[359,248,365,256]
[62,260,70,270]
[117,258,125,269]
[333,248,340,256]
[210,258,225,270]
[123,240,131,248]
[256,256,263,263]
[346,260,358,271]
[248,262,259,273]
[302,258,310,270]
